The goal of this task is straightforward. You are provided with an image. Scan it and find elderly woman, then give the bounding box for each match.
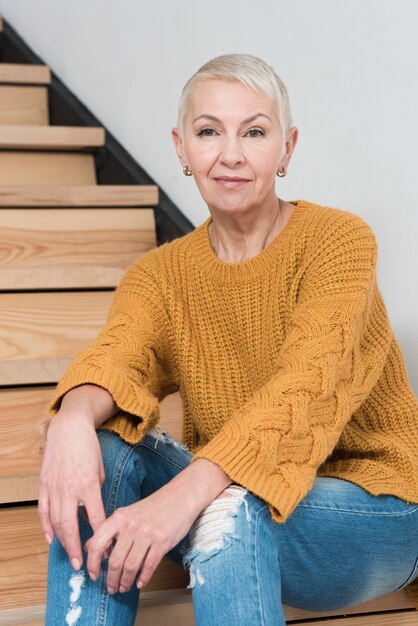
[41,54,418,625]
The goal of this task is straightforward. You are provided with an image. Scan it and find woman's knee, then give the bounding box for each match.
[181,485,266,587]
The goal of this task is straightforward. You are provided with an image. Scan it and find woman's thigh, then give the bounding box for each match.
[181,475,418,622]
[271,477,418,611]
[137,436,418,612]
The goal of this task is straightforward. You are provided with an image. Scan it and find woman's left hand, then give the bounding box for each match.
[85,486,199,594]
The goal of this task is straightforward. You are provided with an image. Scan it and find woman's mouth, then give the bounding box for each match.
[214,177,250,190]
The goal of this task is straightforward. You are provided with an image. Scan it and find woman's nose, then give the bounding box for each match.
[219,136,245,167]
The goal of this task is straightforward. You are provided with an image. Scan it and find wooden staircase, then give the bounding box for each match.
[0,15,415,626]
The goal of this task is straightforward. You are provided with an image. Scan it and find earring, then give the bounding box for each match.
[183,165,193,176]
[277,166,287,178]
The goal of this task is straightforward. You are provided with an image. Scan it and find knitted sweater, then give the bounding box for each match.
[48,199,418,607]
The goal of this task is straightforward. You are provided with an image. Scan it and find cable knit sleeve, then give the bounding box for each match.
[191,213,393,523]
[47,257,177,442]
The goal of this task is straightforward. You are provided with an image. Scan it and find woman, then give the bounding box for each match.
[41,54,418,625]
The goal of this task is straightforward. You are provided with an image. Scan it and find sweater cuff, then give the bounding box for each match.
[191,417,315,523]
[47,363,160,442]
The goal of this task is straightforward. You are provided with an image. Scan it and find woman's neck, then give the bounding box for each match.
[208,197,291,263]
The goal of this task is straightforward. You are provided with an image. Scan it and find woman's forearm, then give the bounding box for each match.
[53,384,120,429]
[52,387,233,512]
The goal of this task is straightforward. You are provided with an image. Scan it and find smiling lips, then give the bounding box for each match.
[214,176,250,190]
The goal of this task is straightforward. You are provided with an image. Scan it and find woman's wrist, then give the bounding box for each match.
[47,409,97,437]
[163,457,233,516]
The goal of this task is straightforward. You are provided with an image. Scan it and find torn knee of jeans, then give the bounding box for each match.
[147,425,190,452]
[181,485,251,588]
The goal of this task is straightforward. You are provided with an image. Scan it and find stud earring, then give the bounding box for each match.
[183,165,193,176]
[277,166,287,178]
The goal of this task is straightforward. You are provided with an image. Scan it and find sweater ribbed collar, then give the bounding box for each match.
[185,199,310,284]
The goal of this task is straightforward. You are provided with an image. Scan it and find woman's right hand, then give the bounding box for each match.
[38,411,107,571]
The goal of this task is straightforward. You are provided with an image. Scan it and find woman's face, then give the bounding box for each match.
[172,78,297,217]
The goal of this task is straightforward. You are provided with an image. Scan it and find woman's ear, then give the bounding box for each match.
[171,127,187,167]
[281,126,299,167]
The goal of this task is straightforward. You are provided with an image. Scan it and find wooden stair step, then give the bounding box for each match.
[0,386,52,503]
[0,63,51,85]
[0,474,40,505]
[0,508,48,610]
[0,86,49,125]
[0,604,46,626]
[0,506,188,611]
[0,152,96,184]
[0,291,115,386]
[0,357,73,388]
[135,589,194,625]
[0,184,158,206]
[0,124,105,150]
[0,387,183,503]
[0,207,156,289]
[289,613,418,625]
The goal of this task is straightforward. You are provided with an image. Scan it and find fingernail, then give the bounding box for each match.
[119,585,126,593]
[45,533,52,545]
[137,580,143,589]
[89,571,97,581]
[107,586,115,595]
[71,558,81,570]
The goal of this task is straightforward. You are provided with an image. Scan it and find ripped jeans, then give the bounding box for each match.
[45,427,418,626]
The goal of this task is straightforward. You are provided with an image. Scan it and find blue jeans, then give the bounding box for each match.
[45,427,418,625]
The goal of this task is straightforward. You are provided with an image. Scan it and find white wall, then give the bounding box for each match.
[1,0,417,387]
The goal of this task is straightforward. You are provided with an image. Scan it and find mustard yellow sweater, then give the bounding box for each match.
[48,199,418,607]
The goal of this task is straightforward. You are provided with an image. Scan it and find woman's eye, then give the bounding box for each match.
[246,129,264,137]
[197,128,216,137]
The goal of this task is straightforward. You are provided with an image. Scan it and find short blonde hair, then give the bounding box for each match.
[177,53,293,141]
